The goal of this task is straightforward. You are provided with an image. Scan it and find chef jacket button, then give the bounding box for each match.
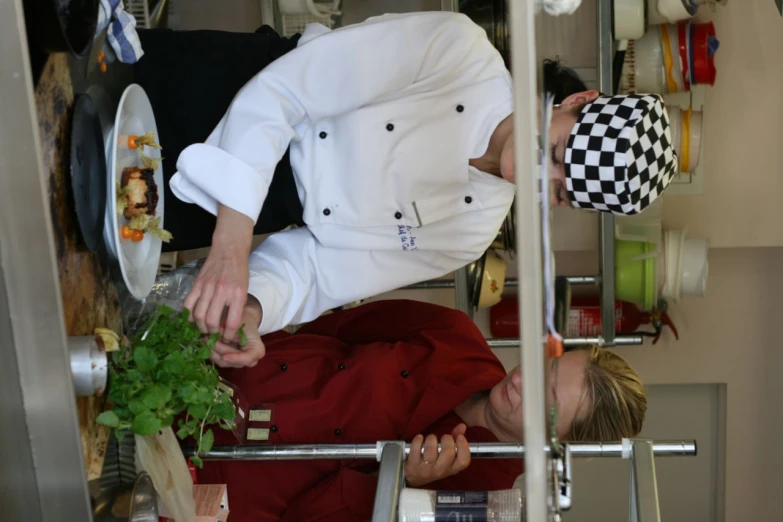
[334,428,342,436]
[338,363,346,371]
[270,425,278,433]
[464,196,473,204]
[456,104,465,113]
[319,131,328,139]
[401,370,409,378]
[323,208,331,216]
[394,211,402,220]
[280,363,288,372]
[386,123,395,132]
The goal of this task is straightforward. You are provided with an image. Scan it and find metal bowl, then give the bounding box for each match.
[93,472,158,522]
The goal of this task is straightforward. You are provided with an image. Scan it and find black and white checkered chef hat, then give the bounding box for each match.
[565,94,678,215]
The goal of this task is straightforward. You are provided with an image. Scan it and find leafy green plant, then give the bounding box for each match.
[96,306,240,468]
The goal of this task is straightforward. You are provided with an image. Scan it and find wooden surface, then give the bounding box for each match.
[34,53,124,481]
[136,428,197,521]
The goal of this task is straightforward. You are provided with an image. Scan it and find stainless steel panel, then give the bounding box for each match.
[0,1,93,521]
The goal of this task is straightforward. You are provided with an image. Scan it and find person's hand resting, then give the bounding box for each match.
[209,295,266,368]
[185,206,254,342]
[405,424,471,487]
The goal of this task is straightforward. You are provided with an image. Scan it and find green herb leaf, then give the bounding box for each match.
[128,400,148,415]
[190,455,203,468]
[199,429,215,453]
[96,411,120,428]
[139,384,172,410]
[196,343,212,360]
[162,351,186,375]
[133,346,158,372]
[132,411,162,436]
[158,305,174,317]
[238,325,248,347]
[181,307,190,320]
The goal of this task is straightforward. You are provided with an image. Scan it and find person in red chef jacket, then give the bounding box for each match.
[200,299,647,522]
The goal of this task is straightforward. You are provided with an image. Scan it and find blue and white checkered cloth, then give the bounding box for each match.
[97,0,144,64]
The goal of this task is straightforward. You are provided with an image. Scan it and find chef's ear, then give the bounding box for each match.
[560,90,600,110]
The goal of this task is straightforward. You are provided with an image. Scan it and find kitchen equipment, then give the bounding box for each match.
[631,31,667,93]
[615,239,657,310]
[654,0,698,23]
[491,203,516,254]
[103,84,165,301]
[665,107,704,172]
[566,296,679,343]
[71,93,108,252]
[614,0,646,40]
[690,21,718,86]
[680,108,704,172]
[24,0,100,58]
[473,250,507,309]
[660,23,687,93]
[681,237,709,296]
[278,0,340,16]
[68,334,108,396]
[660,228,686,301]
[93,472,158,522]
[459,0,509,66]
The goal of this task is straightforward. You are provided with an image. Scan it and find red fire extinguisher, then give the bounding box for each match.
[490,295,678,344]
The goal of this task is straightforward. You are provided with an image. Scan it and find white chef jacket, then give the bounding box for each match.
[170,11,516,334]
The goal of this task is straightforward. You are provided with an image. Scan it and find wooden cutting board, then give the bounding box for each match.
[136,427,197,522]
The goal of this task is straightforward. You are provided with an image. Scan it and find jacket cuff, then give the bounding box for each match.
[171,143,270,223]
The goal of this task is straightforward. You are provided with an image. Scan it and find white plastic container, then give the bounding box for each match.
[614,0,646,40]
[399,489,523,522]
[681,238,709,296]
[633,30,667,94]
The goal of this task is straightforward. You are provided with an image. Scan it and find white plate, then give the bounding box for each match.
[102,84,165,301]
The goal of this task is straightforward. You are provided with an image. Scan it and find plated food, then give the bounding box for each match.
[103,84,168,301]
[115,142,172,244]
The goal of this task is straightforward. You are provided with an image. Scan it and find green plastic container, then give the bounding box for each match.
[615,239,657,310]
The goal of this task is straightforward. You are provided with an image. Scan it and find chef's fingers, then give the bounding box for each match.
[451,423,467,439]
[183,282,202,320]
[433,435,456,474]
[407,435,424,467]
[193,284,215,333]
[220,339,265,368]
[451,434,471,473]
[422,434,439,465]
[222,290,246,343]
[213,341,242,356]
[210,351,234,368]
[205,295,228,336]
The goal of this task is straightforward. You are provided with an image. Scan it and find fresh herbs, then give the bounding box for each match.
[96,306,242,467]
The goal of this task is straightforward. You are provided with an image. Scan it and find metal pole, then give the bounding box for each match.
[629,440,661,522]
[597,0,617,348]
[487,335,644,349]
[187,440,697,461]
[371,443,405,522]
[404,276,597,290]
[454,266,474,318]
[507,0,549,519]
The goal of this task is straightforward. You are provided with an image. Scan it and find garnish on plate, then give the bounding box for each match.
[128,131,162,151]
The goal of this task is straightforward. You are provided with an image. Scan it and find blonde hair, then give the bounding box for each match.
[568,345,647,441]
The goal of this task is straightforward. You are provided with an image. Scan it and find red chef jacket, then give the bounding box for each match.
[199,300,524,522]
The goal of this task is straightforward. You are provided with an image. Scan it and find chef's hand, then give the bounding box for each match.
[405,424,471,487]
[185,206,253,342]
[210,295,266,368]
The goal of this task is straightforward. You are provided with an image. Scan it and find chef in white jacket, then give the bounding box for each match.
[165,12,677,367]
